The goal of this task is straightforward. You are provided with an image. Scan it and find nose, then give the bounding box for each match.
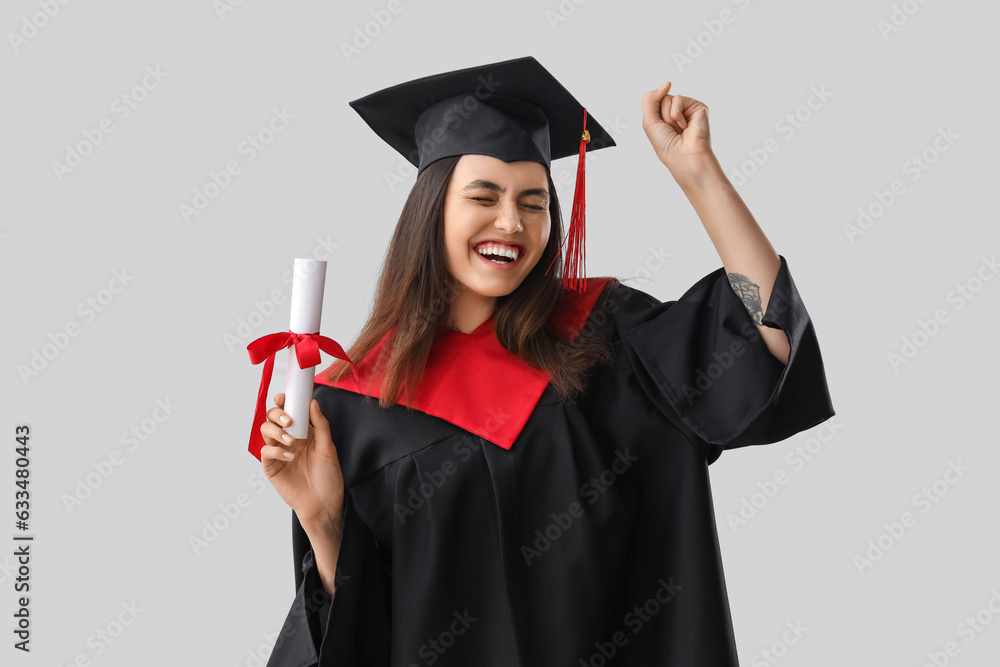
[493,200,522,233]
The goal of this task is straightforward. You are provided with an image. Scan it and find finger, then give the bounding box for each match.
[657,95,683,135]
[274,392,285,408]
[640,82,672,117]
[267,400,292,427]
[658,95,679,133]
[260,443,295,463]
[670,95,687,130]
[261,419,297,447]
[641,84,675,135]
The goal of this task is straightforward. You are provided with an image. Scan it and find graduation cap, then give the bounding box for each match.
[348,55,616,291]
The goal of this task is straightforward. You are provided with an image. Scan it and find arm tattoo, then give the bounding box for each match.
[727,273,764,325]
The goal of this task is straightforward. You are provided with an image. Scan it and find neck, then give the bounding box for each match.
[446,288,496,334]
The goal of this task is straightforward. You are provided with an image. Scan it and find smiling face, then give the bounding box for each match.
[441,154,552,307]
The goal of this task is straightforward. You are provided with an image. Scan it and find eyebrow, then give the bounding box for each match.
[463,179,550,202]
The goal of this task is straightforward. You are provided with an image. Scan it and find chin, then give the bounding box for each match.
[450,254,539,299]
[470,278,523,298]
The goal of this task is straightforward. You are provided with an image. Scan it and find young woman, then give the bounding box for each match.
[255,56,834,667]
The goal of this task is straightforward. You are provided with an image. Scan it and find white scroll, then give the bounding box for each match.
[283,258,327,440]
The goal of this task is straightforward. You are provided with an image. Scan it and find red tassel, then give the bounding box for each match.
[565,109,589,292]
[544,109,590,291]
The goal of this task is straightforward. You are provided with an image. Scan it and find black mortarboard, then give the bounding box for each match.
[348,56,616,291]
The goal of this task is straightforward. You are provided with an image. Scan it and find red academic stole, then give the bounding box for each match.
[314,277,614,450]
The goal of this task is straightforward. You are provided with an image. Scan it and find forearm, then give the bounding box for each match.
[300,508,345,600]
[669,153,789,364]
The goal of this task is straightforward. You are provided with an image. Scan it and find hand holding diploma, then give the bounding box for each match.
[246,257,356,601]
[245,258,361,462]
[259,393,346,531]
[258,259,341,525]
[259,393,345,600]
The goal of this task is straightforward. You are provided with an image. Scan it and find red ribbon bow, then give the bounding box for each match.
[246,330,360,461]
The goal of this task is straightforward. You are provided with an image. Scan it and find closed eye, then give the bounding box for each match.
[471,196,545,211]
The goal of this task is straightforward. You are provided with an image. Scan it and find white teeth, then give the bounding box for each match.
[475,243,520,261]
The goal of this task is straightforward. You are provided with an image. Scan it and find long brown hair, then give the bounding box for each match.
[321,155,617,406]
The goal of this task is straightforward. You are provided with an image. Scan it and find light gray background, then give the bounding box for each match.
[2,0,998,664]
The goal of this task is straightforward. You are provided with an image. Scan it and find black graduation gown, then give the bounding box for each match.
[263,254,835,667]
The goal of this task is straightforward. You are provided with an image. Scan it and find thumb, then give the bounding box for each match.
[309,399,336,456]
[640,83,676,139]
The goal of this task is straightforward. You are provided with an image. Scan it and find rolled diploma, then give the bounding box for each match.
[283,258,327,440]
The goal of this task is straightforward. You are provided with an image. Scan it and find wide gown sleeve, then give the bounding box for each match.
[618,255,835,459]
[265,489,391,667]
